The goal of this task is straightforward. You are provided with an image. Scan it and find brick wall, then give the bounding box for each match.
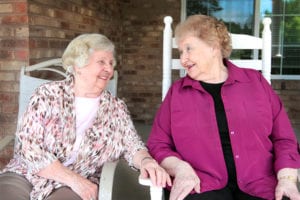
[0,0,29,139]
[119,0,180,123]
[272,80,300,130]
[28,0,122,63]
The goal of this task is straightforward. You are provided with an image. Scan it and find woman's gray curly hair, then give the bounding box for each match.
[175,14,232,58]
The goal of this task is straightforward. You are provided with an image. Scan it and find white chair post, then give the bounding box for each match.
[106,70,118,96]
[262,17,272,83]
[99,161,118,200]
[162,16,173,100]
[139,177,163,200]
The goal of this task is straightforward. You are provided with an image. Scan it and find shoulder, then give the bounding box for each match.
[171,76,193,90]
[36,79,69,96]
[29,79,72,108]
[102,90,129,111]
[226,60,265,83]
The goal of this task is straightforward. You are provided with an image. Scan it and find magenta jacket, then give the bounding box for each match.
[147,60,300,199]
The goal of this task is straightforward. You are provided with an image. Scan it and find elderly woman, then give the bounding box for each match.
[147,15,300,200]
[0,33,171,200]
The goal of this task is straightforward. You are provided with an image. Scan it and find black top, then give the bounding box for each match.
[200,81,237,189]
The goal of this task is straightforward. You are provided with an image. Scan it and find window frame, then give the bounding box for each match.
[181,0,300,80]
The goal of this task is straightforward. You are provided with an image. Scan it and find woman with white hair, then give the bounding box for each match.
[0,33,171,200]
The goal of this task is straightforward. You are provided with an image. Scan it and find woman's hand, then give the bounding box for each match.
[275,178,300,200]
[275,168,300,200]
[133,150,172,188]
[37,160,98,200]
[69,174,98,200]
[169,161,200,200]
[139,157,172,188]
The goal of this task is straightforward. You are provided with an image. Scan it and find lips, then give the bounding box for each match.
[97,75,109,80]
[98,72,111,80]
[185,64,195,71]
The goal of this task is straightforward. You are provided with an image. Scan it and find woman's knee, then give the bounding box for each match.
[46,186,81,200]
[0,172,32,200]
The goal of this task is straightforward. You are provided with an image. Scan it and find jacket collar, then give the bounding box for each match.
[181,59,251,90]
[224,59,251,84]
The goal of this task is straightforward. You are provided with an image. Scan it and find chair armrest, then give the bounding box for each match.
[139,176,163,200]
[98,161,119,200]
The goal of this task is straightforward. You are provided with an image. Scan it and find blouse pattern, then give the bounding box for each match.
[1,74,145,200]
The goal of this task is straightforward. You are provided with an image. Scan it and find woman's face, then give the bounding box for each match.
[177,35,215,80]
[75,50,114,92]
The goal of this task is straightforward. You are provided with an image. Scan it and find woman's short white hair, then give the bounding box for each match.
[62,33,116,73]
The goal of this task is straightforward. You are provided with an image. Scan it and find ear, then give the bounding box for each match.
[74,65,83,75]
[211,43,222,57]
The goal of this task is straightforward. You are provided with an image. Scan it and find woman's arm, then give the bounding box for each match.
[37,160,98,200]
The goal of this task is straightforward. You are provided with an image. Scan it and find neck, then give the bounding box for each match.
[198,58,228,83]
[74,80,103,98]
[76,91,102,98]
[202,66,228,83]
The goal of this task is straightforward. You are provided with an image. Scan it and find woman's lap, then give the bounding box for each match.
[0,172,81,200]
[164,186,265,200]
[0,172,32,200]
[46,187,81,200]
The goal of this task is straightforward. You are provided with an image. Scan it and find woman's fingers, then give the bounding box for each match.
[169,175,200,200]
[140,159,171,187]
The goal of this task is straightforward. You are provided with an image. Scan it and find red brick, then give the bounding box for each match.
[14,2,27,13]
[1,15,28,24]
[14,50,29,60]
[0,39,28,48]
[0,93,15,103]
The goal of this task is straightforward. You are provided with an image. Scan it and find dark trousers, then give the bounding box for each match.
[164,185,291,200]
[0,172,82,200]
[164,186,263,200]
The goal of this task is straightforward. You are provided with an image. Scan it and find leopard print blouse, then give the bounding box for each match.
[1,74,146,199]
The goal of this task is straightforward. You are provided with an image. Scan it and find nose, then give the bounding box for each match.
[180,51,189,65]
[104,63,113,72]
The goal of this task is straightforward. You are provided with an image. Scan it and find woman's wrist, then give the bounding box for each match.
[277,168,298,183]
[278,175,298,183]
[140,156,154,168]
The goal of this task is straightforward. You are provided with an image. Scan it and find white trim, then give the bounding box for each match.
[180,0,186,21]
[253,0,261,59]
[181,0,186,21]
[271,75,300,80]
[254,0,260,37]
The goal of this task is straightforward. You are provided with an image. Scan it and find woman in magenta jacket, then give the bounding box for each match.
[147,14,300,200]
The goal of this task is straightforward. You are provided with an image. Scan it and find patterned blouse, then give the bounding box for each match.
[1,74,146,200]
